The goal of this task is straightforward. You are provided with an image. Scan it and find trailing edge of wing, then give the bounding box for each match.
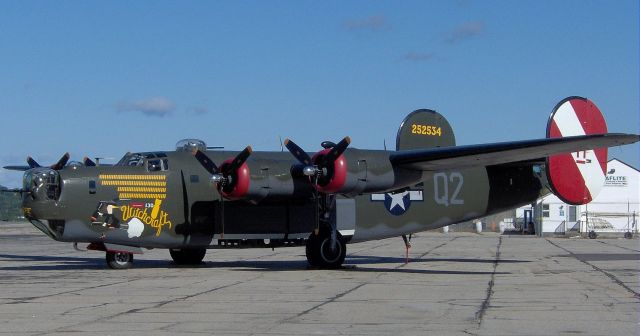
[389,133,640,171]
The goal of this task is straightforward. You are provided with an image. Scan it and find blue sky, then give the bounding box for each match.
[1,1,638,187]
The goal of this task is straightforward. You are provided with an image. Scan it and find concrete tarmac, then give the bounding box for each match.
[0,221,638,336]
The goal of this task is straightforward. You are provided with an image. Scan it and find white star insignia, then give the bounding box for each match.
[388,191,408,211]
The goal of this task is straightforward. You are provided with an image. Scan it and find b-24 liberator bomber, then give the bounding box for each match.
[4,96,639,269]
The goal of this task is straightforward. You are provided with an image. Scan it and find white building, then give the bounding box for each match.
[517,159,639,235]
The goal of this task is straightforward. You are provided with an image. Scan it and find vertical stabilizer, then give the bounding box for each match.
[396,109,455,150]
[546,97,608,205]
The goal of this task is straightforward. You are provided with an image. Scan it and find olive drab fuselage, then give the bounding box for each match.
[21,148,547,248]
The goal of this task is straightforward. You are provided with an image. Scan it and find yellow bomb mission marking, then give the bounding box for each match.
[119,199,172,236]
[99,174,167,200]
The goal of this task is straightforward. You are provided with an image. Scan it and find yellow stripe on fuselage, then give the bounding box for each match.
[117,187,167,193]
[119,193,167,199]
[101,180,167,187]
[99,174,166,180]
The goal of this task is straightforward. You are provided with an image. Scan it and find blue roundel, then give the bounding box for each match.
[384,192,411,216]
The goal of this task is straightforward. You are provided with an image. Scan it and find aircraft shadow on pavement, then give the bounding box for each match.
[0,253,523,274]
[347,255,529,264]
[0,253,167,271]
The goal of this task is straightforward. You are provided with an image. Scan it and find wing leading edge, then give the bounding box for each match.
[389,133,639,171]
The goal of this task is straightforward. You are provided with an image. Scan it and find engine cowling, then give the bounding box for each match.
[218,158,250,200]
[311,148,348,194]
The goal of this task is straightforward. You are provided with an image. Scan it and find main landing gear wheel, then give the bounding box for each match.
[170,248,207,265]
[106,251,134,269]
[306,231,346,269]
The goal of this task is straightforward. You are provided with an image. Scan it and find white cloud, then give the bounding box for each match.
[117,97,175,117]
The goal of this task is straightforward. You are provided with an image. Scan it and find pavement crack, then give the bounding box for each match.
[35,277,257,335]
[474,236,502,325]
[546,239,640,300]
[595,240,640,253]
[61,303,109,316]
[6,279,135,304]
[283,282,367,322]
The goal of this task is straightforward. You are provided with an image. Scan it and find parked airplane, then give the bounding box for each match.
[4,96,638,269]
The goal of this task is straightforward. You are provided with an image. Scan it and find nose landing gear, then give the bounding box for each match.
[106,251,134,269]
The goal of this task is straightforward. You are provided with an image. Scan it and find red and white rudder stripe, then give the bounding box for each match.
[546,96,608,205]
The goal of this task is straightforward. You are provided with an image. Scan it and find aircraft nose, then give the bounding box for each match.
[23,168,61,202]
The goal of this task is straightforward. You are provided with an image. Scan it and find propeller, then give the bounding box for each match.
[4,153,71,171]
[284,136,351,193]
[50,153,70,170]
[27,156,41,169]
[193,146,253,197]
[83,157,97,167]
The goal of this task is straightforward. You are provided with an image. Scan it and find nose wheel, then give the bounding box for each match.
[106,251,134,269]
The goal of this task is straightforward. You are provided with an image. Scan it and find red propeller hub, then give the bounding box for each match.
[219,158,250,200]
[312,148,347,194]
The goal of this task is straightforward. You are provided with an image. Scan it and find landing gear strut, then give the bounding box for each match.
[106,251,134,269]
[305,194,346,268]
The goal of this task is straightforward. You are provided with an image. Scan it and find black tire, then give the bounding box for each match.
[106,251,133,269]
[624,231,633,239]
[588,230,597,239]
[305,231,346,269]
[170,248,207,265]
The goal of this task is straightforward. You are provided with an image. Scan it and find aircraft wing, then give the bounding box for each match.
[2,165,31,171]
[389,133,639,171]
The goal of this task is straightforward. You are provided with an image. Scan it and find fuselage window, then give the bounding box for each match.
[89,180,96,194]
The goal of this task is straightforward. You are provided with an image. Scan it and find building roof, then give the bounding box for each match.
[607,158,639,173]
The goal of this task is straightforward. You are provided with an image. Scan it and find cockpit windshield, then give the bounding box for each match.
[116,152,168,167]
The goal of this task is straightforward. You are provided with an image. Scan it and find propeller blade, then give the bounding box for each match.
[50,153,70,170]
[284,139,312,166]
[324,136,351,163]
[83,157,96,167]
[222,146,253,175]
[194,150,220,175]
[27,156,41,169]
